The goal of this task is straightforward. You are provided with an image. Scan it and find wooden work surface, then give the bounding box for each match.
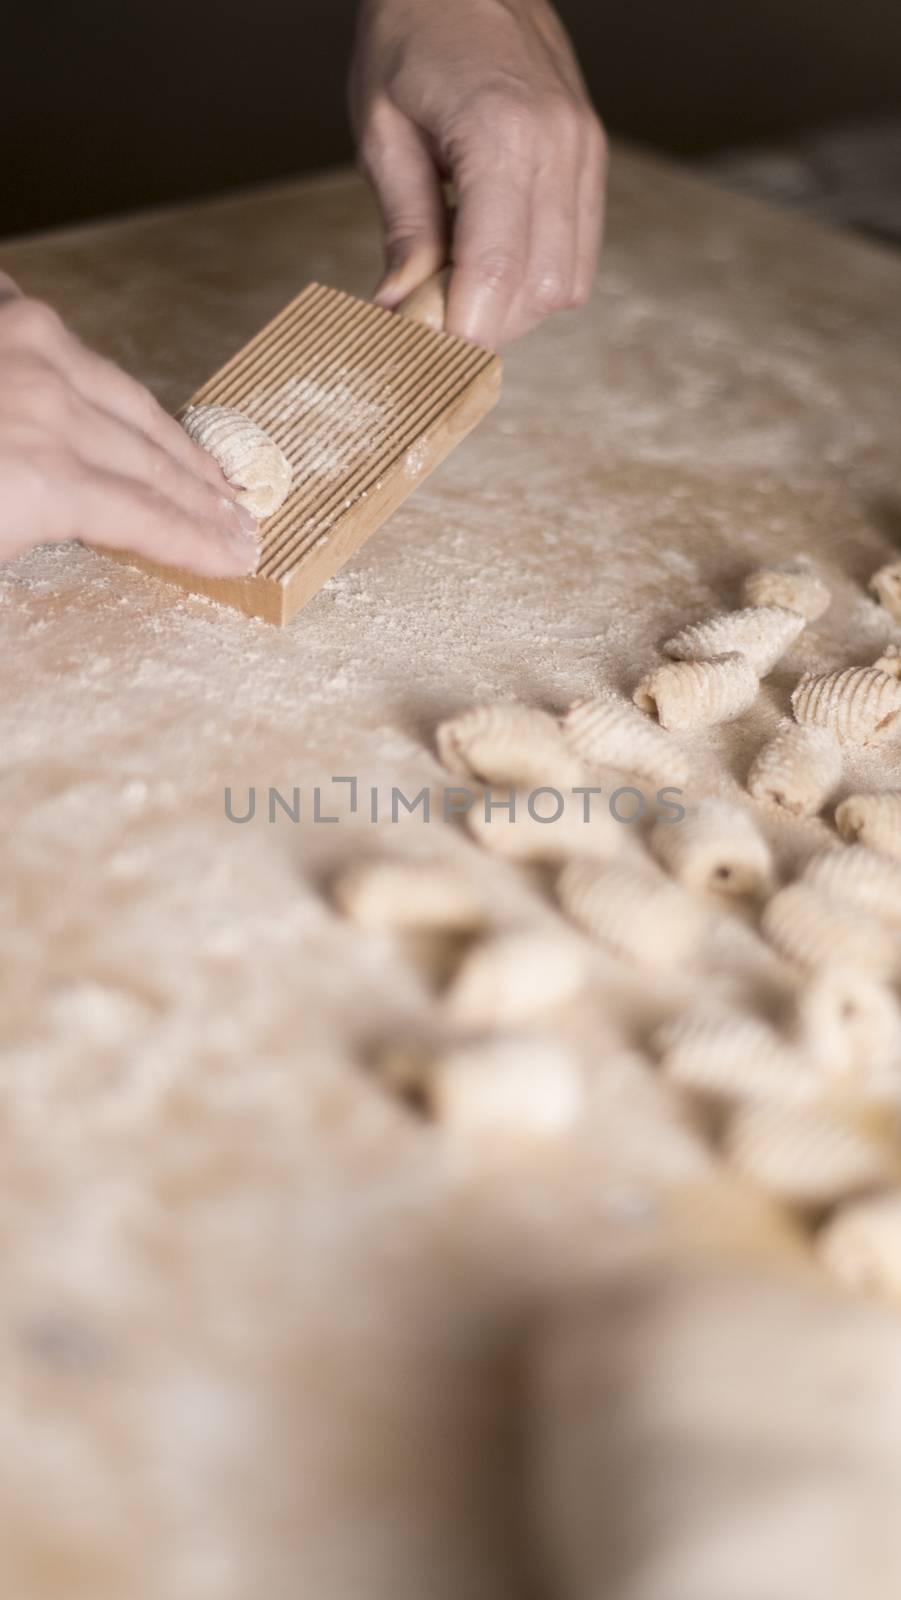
[2,153,901,1597]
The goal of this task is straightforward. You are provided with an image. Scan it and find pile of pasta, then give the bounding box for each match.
[327,553,901,1307]
[330,844,587,1140]
[748,644,901,817]
[631,558,828,733]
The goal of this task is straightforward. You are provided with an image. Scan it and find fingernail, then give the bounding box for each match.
[234,502,259,535]
[225,528,259,575]
[373,273,405,309]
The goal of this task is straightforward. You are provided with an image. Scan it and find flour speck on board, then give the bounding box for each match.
[243,370,392,480]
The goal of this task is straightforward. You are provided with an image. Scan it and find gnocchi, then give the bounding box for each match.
[835,791,901,861]
[442,931,586,1028]
[561,692,691,787]
[557,858,705,968]
[746,719,842,817]
[633,652,759,733]
[663,605,804,676]
[649,797,772,897]
[761,882,900,978]
[741,559,830,622]
[723,1099,898,1207]
[465,787,621,862]
[436,703,584,789]
[332,857,483,931]
[654,1011,812,1104]
[791,666,901,745]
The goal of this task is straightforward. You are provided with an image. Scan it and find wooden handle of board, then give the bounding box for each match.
[395,269,450,332]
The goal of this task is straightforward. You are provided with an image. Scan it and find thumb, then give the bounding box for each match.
[358,102,448,308]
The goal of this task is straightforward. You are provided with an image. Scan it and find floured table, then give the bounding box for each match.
[2,152,901,1598]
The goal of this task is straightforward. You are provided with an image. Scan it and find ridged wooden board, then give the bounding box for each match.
[103,282,502,625]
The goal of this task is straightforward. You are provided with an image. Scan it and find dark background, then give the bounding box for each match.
[4,0,901,240]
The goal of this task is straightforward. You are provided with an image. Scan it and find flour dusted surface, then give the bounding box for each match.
[1,153,901,1598]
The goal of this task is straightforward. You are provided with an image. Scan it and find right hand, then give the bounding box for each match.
[0,273,260,576]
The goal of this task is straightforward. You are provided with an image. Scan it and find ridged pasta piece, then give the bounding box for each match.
[835,791,901,860]
[802,844,901,928]
[465,788,621,862]
[761,883,900,977]
[633,652,759,733]
[869,560,901,623]
[557,858,704,968]
[817,1192,901,1301]
[649,798,772,896]
[795,966,901,1088]
[435,703,584,788]
[332,858,483,931]
[872,644,901,680]
[746,719,842,817]
[442,931,586,1027]
[723,1100,898,1207]
[741,559,831,622]
[654,1011,813,1104]
[425,1035,583,1137]
[561,692,690,787]
[790,666,901,745]
[662,605,805,676]
[181,403,292,518]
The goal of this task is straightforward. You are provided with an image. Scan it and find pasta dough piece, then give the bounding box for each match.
[723,1100,898,1207]
[761,883,900,978]
[181,403,292,518]
[835,791,901,860]
[649,798,772,897]
[633,653,759,733]
[654,1011,813,1104]
[869,560,901,623]
[802,844,901,928]
[741,559,831,621]
[796,967,901,1089]
[872,644,901,680]
[662,605,804,676]
[561,692,690,787]
[556,858,704,968]
[436,704,584,789]
[465,789,621,862]
[442,931,586,1027]
[426,1036,583,1137]
[790,666,901,745]
[817,1192,901,1302]
[746,719,842,817]
[332,858,483,931]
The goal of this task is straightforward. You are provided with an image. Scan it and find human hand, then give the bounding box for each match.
[349,0,606,348]
[0,273,260,575]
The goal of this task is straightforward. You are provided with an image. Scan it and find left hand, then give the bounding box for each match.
[349,0,607,349]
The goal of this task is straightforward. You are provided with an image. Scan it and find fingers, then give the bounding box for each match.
[0,271,20,307]
[66,385,257,537]
[497,113,582,345]
[359,100,449,308]
[0,293,235,498]
[572,117,607,306]
[445,94,605,349]
[64,340,238,498]
[443,99,534,349]
[67,466,260,578]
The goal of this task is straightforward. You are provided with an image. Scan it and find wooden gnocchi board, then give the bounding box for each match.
[106,281,502,625]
